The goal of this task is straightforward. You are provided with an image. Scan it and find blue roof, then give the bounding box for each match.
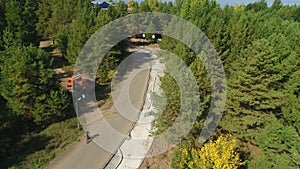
[99,2,110,8]
[91,1,110,9]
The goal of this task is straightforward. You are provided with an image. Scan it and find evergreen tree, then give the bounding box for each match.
[222,34,298,140]
[65,1,96,64]
[47,0,80,38]
[3,0,39,48]
[152,73,181,135]
[0,0,6,50]
[139,1,152,12]
[55,26,69,56]
[22,0,39,46]
[245,0,268,12]
[251,122,300,168]
[271,0,283,10]
[113,0,128,19]
[3,0,24,48]
[36,0,53,38]
[292,6,300,22]
[145,0,158,11]
[0,46,70,125]
[95,10,112,30]
[283,66,300,134]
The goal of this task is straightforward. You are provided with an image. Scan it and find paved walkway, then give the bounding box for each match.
[115,48,165,169]
[102,47,165,169]
[47,48,152,169]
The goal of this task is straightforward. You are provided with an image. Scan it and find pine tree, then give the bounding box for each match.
[22,0,39,46]
[36,0,53,38]
[139,1,152,12]
[245,0,268,12]
[112,0,128,19]
[0,46,70,125]
[252,121,300,168]
[3,0,24,48]
[221,34,298,141]
[145,0,158,11]
[0,0,6,50]
[271,0,282,10]
[65,1,96,64]
[47,0,79,38]
[152,73,181,135]
[3,0,39,48]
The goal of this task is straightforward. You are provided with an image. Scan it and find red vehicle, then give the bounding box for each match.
[67,75,81,88]
[67,75,93,91]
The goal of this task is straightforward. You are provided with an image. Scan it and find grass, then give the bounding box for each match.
[6,118,82,169]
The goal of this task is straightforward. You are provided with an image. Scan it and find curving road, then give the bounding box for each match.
[47,47,153,169]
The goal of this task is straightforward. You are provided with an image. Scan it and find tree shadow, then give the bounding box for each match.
[113,52,153,85]
[95,83,110,102]
[40,43,55,53]
[39,41,70,69]
[0,133,52,169]
[51,55,70,69]
[129,41,153,46]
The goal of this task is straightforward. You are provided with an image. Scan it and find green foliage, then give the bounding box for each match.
[283,69,300,133]
[145,0,159,11]
[107,0,128,19]
[271,0,283,10]
[2,0,39,48]
[32,89,71,126]
[292,6,300,21]
[22,0,39,45]
[0,0,299,168]
[55,26,69,56]
[245,0,268,12]
[36,0,93,39]
[221,34,298,140]
[95,10,112,29]
[250,122,300,168]
[65,1,96,64]
[128,0,135,9]
[36,0,53,38]
[3,0,24,48]
[47,0,80,37]
[96,50,121,84]
[139,1,152,12]
[1,118,81,169]
[152,73,181,135]
[0,0,6,50]
[146,1,300,168]
[0,95,11,127]
[0,46,70,125]
[172,135,244,169]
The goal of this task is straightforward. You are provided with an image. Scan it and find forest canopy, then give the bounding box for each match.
[0,0,299,168]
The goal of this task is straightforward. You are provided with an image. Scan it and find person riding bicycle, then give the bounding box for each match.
[86,131,91,143]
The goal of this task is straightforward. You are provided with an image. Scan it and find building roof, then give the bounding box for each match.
[91,1,111,9]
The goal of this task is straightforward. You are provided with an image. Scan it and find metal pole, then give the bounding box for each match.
[75,99,80,129]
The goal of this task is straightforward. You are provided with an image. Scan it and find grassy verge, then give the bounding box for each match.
[7,118,81,169]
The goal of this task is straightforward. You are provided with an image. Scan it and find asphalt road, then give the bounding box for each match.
[46,48,152,169]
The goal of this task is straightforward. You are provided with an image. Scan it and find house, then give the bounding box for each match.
[91,1,111,10]
[99,1,110,9]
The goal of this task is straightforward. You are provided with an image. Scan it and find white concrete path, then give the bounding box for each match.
[115,47,165,169]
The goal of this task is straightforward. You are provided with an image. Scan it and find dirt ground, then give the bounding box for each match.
[39,40,71,89]
[139,138,175,169]
[140,152,172,169]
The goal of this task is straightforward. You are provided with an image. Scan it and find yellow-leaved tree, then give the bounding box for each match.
[172,135,244,169]
[128,0,135,9]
